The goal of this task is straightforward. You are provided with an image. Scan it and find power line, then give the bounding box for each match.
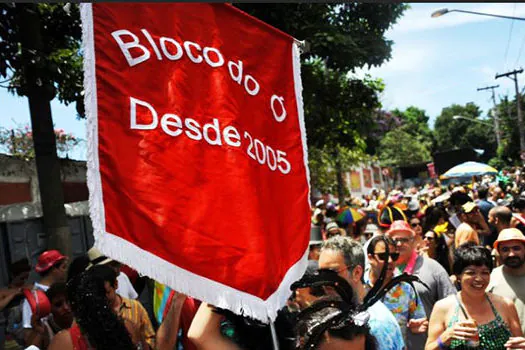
[503,3,517,71]
[495,68,525,155]
[516,33,525,67]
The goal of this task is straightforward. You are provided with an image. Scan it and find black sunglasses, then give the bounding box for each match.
[410,222,421,227]
[374,252,400,262]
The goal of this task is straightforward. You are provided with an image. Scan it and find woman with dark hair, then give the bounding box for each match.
[422,206,452,273]
[426,243,525,350]
[295,297,377,350]
[48,269,136,350]
[291,269,378,349]
[66,254,90,282]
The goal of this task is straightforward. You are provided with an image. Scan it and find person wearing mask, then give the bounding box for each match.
[426,243,525,349]
[386,220,456,349]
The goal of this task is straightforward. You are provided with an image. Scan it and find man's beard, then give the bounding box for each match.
[504,256,525,268]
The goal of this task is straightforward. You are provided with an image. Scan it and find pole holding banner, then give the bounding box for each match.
[270,320,280,350]
[81,3,311,323]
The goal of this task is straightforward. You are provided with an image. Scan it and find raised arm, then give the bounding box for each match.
[187,303,241,350]
[156,292,187,350]
[0,288,21,311]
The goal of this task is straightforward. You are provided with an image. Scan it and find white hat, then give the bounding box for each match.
[315,199,325,207]
[86,247,114,270]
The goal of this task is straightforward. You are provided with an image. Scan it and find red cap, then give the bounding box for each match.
[386,220,414,236]
[35,250,66,273]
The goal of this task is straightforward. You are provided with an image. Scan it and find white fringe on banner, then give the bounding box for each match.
[80,3,310,323]
[292,42,311,206]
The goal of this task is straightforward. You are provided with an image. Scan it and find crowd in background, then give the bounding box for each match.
[4,168,525,349]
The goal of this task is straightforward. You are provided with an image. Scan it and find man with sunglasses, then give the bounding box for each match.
[386,220,456,350]
[365,236,427,345]
[318,235,404,350]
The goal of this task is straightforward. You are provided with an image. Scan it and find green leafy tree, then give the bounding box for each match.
[378,126,432,167]
[433,102,497,161]
[489,94,525,166]
[365,110,402,155]
[235,4,408,72]
[236,4,408,203]
[0,3,82,256]
[391,106,434,150]
[308,139,370,197]
[301,60,385,203]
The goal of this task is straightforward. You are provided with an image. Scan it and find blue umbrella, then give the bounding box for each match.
[441,161,497,178]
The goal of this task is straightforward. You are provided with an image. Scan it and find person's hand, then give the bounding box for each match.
[408,318,428,333]
[30,313,46,336]
[443,320,478,342]
[505,337,525,349]
[173,292,187,306]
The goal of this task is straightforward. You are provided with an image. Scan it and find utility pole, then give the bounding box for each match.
[495,69,525,159]
[477,85,501,149]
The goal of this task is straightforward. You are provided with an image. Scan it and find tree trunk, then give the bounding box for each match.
[335,149,345,206]
[16,4,71,257]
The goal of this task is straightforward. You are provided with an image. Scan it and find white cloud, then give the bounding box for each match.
[393,3,525,34]
[354,42,434,80]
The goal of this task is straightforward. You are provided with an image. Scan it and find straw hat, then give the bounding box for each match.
[494,228,525,250]
[86,247,114,270]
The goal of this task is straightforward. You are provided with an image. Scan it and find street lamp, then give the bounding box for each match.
[452,115,501,148]
[431,8,525,21]
[452,115,492,127]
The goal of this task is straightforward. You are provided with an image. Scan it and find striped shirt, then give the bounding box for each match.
[118,297,156,349]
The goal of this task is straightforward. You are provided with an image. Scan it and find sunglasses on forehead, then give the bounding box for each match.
[374,252,400,262]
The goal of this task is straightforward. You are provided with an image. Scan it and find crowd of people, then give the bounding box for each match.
[3,172,525,349]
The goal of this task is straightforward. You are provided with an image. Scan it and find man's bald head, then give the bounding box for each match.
[489,206,512,228]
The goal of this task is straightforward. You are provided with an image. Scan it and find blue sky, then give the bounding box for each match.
[2,3,525,161]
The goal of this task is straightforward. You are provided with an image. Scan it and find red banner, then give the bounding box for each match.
[427,162,437,179]
[363,169,372,188]
[81,3,310,321]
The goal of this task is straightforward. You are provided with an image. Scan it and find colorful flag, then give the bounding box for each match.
[81,3,310,322]
[153,281,175,324]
